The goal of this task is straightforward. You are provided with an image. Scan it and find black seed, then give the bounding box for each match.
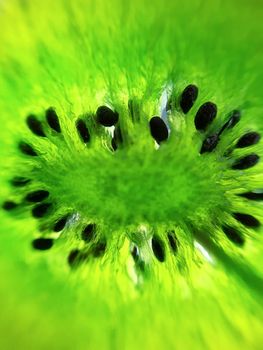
[200,133,219,154]
[26,114,46,137]
[19,142,38,156]
[167,231,178,253]
[76,119,90,143]
[233,213,260,228]
[81,224,96,242]
[236,132,261,148]
[92,239,107,257]
[238,190,263,201]
[25,190,49,202]
[232,154,260,170]
[2,200,18,211]
[67,249,90,267]
[46,107,61,133]
[53,214,70,232]
[32,238,54,250]
[220,110,241,134]
[11,176,31,187]
[222,226,245,246]
[180,84,198,114]
[68,249,81,267]
[32,203,52,218]
[194,102,217,131]
[227,110,241,128]
[96,106,119,127]
[152,235,165,262]
[149,116,169,144]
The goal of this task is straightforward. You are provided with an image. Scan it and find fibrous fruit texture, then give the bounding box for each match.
[0,0,263,349]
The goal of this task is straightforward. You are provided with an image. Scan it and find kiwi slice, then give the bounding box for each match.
[0,0,263,349]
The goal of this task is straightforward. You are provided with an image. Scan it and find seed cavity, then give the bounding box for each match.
[2,200,18,211]
[236,132,261,148]
[194,102,217,131]
[238,190,263,201]
[26,114,46,137]
[76,119,90,143]
[25,190,49,203]
[19,141,38,156]
[149,116,169,144]
[151,235,165,262]
[81,223,96,242]
[10,177,31,187]
[32,203,52,218]
[231,154,260,170]
[167,230,178,254]
[200,133,219,154]
[96,106,119,127]
[233,213,260,228]
[222,226,245,246]
[46,108,61,133]
[32,238,54,250]
[53,214,70,232]
[180,84,198,114]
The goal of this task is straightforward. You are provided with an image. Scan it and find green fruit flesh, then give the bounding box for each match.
[0,0,263,349]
